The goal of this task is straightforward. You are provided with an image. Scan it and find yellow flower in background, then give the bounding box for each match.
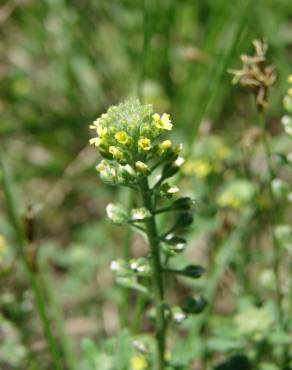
[0,235,7,262]
[193,160,212,178]
[288,75,292,83]
[138,138,151,151]
[115,131,130,145]
[217,179,256,211]
[153,113,173,130]
[131,355,148,370]
[218,192,242,210]
[183,159,212,178]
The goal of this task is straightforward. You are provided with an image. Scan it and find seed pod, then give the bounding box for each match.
[183,296,207,314]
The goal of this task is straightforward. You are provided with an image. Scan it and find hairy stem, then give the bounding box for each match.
[139,177,166,370]
[121,190,134,328]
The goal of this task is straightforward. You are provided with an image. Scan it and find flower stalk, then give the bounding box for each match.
[89,99,206,369]
[139,177,166,370]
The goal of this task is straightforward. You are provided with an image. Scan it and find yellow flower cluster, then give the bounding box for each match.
[217,179,256,211]
[89,100,181,186]
[183,159,212,178]
[182,136,230,179]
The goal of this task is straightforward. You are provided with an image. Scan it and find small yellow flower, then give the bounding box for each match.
[89,119,100,129]
[159,140,172,152]
[153,113,173,130]
[135,161,150,174]
[109,146,123,160]
[89,137,101,147]
[138,138,151,151]
[97,125,108,137]
[288,75,292,84]
[130,355,148,370]
[115,131,130,145]
[90,120,108,137]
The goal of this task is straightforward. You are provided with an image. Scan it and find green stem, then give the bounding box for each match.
[0,152,63,370]
[121,190,134,328]
[258,112,283,326]
[139,177,166,370]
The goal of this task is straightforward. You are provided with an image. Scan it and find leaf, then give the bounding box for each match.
[178,265,205,279]
[213,354,252,370]
[173,213,194,229]
[164,265,205,279]
[162,235,186,255]
[171,197,196,212]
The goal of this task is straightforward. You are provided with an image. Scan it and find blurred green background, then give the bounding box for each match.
[1,0,292,369]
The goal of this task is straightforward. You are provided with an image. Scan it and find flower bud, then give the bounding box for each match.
[106,203,129,224]
[171,306,187,324]
[131,207,151,221]
[135,161,150,175]
[183,296,207,314]
[138,137,152,151]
